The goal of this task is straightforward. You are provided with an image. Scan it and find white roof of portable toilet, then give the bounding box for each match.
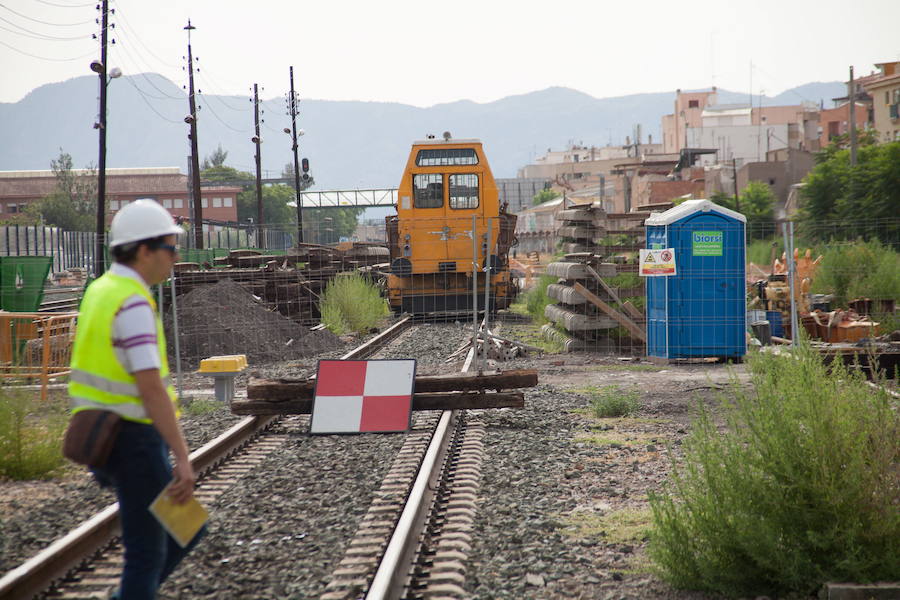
[645,199,746,226]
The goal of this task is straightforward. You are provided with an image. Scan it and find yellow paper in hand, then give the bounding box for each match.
[148,482,208,548]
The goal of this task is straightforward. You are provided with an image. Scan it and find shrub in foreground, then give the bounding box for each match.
[588,385,640,418]
[649,347,900,597]
[320,272,388,335]
[0,388,68,480]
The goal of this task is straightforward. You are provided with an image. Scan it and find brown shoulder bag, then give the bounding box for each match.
[62,409,122,467]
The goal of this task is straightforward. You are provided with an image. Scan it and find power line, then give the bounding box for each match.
[0,37,94,61]
[0,14,92,39]
[0,3,95,26]
[113,6,180,68]
[34,0,95,7]
[196,71,247,111]
[199,92,250,132]
[123,75,181,123]
[113,34,183,100]
[202,89,249,113]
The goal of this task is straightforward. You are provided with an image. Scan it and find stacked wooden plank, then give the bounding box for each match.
[173,244,388,325]
[232,369,539,415]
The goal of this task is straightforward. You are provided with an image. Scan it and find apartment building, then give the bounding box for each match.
[866,72,900,142]
[0,167,241,224]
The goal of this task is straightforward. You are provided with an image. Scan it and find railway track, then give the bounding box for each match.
[1,316,489,600]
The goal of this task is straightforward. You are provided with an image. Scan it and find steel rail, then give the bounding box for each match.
[366,409,458,600]
[0,316,415,600]
[340,316,412,360]
[0,415,272,600]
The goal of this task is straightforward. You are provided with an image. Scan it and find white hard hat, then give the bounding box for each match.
[109,199,184,248]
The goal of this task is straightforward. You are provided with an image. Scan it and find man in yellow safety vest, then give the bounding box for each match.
[69,199,201,600]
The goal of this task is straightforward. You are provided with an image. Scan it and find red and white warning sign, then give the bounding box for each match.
[310,359,416,434]
[639,248,677,276]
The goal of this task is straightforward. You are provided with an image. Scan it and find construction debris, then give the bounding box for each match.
[164,279,342,368]
[446,323,537,365]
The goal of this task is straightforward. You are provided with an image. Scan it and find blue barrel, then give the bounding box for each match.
[766,310,784,337]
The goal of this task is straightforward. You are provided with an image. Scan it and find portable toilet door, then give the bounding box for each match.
[645,199,746,360]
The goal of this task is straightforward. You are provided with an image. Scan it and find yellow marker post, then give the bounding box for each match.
[198,354,247,402]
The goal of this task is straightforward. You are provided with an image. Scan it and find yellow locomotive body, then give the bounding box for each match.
[386,138,517,315]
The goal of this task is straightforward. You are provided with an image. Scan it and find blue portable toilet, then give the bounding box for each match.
[645,199,746,361]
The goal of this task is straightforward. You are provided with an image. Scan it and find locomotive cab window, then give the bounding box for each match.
[416,148,479,166]
[449,174,479,209]
[413,173,443,208]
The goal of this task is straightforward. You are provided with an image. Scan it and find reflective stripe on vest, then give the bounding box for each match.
[71,395,148,420]
[69,369,173,397]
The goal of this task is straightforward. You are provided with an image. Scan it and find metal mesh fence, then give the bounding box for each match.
[7,212,899,369]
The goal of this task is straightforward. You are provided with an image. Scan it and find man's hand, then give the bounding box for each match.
[168,460,196,504]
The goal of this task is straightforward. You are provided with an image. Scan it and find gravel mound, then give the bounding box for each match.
[166,279,342,368]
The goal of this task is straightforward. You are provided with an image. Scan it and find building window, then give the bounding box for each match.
[7,203,17,213]
[413,174,443,208]
[201,198,208,208]
[109,200,119,210]
[213,197,222,208]
[224,197,233,207]
[449,174,479,209]
[162,199,172,208]
[688,100,700,108]
[120,199,129,208]
[174,199,183,209]
[768,178,776,186]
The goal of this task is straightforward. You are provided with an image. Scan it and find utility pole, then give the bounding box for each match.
[252,83,264,248]
[849,66,857,166]
[287,66,304,245]
[185,20,203,249]
[93,0,110,277]
[732,159,740,213]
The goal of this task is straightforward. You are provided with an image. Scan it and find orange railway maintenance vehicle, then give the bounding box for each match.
[385,136,517,315]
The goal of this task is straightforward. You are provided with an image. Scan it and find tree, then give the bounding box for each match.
[712,181,776,240]
[200,164,252,184]
[237,184,296,225]
[532,188,561,206]
[26,149,97,230]
[798,140,900,242]
[304,207,366,244]
[201,144,229,171]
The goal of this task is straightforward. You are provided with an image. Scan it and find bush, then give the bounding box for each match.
[587,385,640,418]
[320,272,389,335]
[812,239,900,307]
[518,274,557,324]
[649,346,900,597]
[0,388,68,480]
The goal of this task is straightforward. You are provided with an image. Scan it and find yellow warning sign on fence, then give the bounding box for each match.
[639,248,677,276]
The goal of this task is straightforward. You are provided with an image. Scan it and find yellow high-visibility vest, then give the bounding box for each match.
[69,271,176,423]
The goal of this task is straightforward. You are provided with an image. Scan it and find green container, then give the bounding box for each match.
[0,256,53,312]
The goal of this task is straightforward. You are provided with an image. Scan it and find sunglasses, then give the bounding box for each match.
[150,243,179,254]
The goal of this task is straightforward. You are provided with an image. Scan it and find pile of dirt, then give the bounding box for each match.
[164,279,342,368]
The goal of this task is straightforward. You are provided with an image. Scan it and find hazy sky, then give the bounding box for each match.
[2,0,899,106]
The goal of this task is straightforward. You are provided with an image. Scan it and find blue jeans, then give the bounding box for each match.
[92,421,205,600]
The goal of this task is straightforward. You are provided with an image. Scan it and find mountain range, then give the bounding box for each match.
[1,75,844,189]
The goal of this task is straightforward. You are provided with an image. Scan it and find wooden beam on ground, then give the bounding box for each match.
[246,369,538,401]
[622,300,643,320]
[585,264,625,306]
[232,391,525,415]
[573,282,647,342]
